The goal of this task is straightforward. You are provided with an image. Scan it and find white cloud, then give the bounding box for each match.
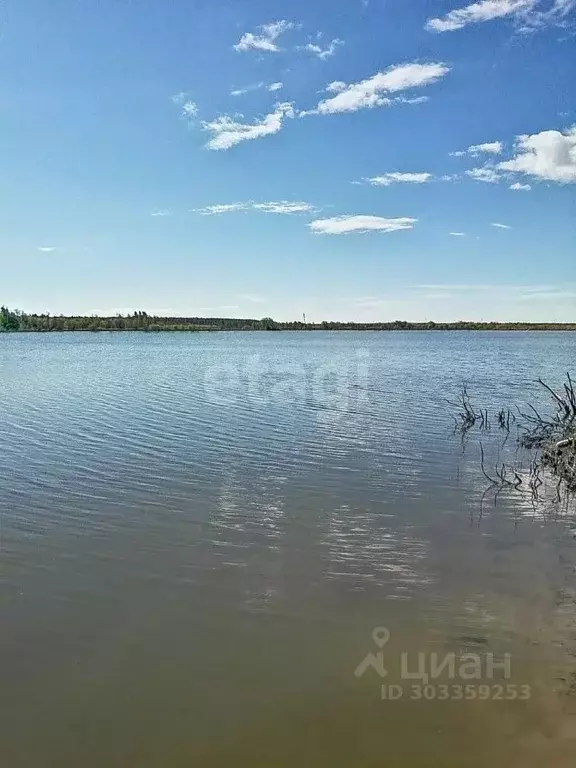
[202,102,295,150]
[465,166,501,182]
[473,141,503,154]
[491,222,512,228]
[518,0,576,29]
[303,38,344,59]
[193,203,249,215]
[553,0,576,13]
[311,62,450,115]
[366,172,432,186]
[172,93,199,120]
[234,20,294,52]
[150,210,171,217]
[37,246,57,252]
[449,232,467,236]
[181,101,198,119]
[326,81,347,93]
[425,0,536,32]
[498,127,576,183]
[252,201,317,214]
[452,141,504,156]
[193,200,316,215]
[309,215,417,235]
[509,181,532,190]
[231,82,283,97]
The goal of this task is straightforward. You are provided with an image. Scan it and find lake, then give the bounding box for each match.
[1,331,576,767]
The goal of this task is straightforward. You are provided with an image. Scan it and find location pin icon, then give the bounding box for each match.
[372,627,391,648]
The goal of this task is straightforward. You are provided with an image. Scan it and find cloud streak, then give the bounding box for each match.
[309,62,450,115]
[202,103,295,150]
[231,82,284,97]
[366,172,432,186]
[193,201,317,215]
[309,215,416,235]
[425,0,536,32]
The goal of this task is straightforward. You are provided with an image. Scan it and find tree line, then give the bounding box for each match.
[1,307,575,333]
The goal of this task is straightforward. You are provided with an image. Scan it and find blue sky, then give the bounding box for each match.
[1,0,575,322]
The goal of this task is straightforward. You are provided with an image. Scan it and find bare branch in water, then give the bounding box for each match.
[450,375,576,508]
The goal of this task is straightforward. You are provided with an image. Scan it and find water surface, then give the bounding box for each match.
[1,331,576,766]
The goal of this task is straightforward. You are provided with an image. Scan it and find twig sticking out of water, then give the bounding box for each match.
[447,385,490,437]
[451,375,576,510]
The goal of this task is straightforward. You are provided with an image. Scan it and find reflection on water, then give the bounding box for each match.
[1,331,576,767]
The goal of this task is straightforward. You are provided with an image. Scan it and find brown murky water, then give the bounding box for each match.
[1,331,575,766]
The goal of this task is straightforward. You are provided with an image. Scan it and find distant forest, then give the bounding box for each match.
[1,307,575,333]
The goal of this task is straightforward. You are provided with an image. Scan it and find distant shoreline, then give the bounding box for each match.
[1,307,575,332]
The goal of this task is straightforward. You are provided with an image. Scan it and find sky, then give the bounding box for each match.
[1,0,575,322]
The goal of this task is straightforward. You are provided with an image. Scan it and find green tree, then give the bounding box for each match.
[260,317,279,331]
[0,306,21,331]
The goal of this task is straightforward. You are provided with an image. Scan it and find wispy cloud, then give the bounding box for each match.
[451,141,504,157]
[426,0,575,33]
[234,20,294,52]
[509,181,532,190]
[37,246,57,252]
[491,222,512,228]
[309,215,416,235]
[449,232,467,236]
[366,172,432,186]
[498,127,576,183]
[150,210,171,217]
[412,284,503,290]
[518,289,576,301]
[172,93,199,120]
[411,284,571,302]
[308,62,450,115]
[238,293,266,303]
[197,305,240,313]
[466,166,502,183]
[252,201,317,213]
[181,101,198,118]
[231,81,284,97]
[193,200,317,215]
[193,203,248,215]
[518,0,576,30]
[425,0,537,33]
[202,102,295,150]
[302,38,344,59]
[230,83,263,97]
